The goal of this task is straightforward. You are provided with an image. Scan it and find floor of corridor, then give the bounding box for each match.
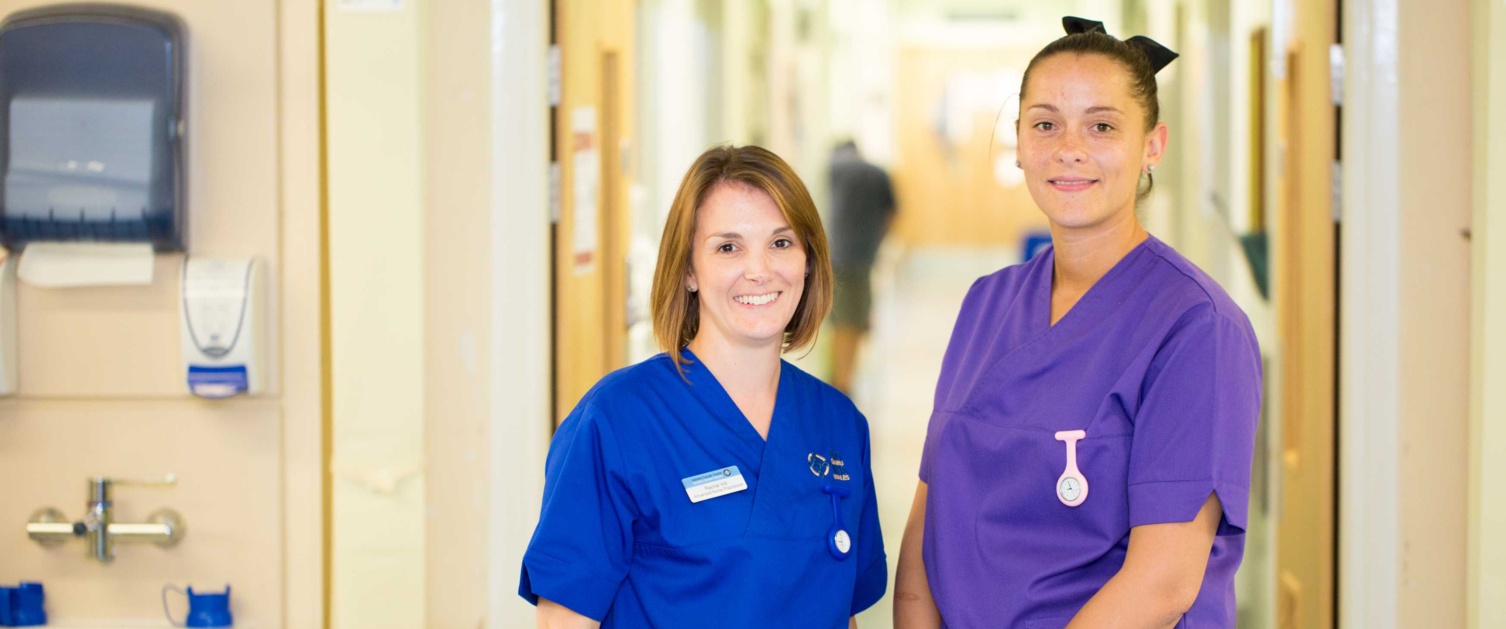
[838,245,1020,629]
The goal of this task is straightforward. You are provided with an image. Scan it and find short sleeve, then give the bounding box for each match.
[518,401,637,620]
[1127,307,1262,535]
[851,414,888,615]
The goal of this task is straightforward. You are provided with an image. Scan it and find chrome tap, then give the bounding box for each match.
[26,474,186,563]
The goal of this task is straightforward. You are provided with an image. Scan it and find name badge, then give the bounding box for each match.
[682,466,748,503]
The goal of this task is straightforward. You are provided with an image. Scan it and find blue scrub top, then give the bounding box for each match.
[520,350,887,627]
[920,236,1262,628]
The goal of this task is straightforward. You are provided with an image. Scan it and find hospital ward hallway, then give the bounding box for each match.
[0,0,1499,627]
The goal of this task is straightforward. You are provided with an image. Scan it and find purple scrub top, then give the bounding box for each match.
[919,236,1262,628]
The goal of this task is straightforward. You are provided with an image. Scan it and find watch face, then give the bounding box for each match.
[1059,477,1081,502]
[834,530,851,554]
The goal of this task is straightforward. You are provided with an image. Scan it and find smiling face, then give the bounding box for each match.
[1017,53,1166,233]
[686,181,808,351]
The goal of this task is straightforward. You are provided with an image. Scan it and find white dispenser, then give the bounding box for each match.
[180,257,262,398]
[0,253,16,395]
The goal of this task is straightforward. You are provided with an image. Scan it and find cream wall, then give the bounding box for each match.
[0,0,323,627]
[1397,0,1473,624]
[323,2,427,628]
[325,1,554,627]
[424,0,496,625]
[1470,0,1506,627]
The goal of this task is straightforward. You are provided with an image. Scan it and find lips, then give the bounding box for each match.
[734,292,781,306]
[1047,177,1099,191]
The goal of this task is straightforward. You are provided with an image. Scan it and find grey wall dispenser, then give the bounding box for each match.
[0,4,186,251]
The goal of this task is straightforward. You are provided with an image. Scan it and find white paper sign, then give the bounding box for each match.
[571,107,600,274]
[337,0,403,11]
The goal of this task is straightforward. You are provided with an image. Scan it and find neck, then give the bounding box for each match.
[686,335,783,399]
[1050,211,1148,294]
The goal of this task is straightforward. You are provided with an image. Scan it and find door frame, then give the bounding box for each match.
[487,0,552,626]
[1338,0,1402,625]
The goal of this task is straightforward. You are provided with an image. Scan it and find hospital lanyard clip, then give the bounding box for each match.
[1054,430,1089,507]
[821,484,852,560]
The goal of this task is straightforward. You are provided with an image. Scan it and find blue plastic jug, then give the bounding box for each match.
[163,584,232,628]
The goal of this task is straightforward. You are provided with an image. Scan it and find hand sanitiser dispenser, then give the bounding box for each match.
[181,257,263,398]
[0,5,187,252]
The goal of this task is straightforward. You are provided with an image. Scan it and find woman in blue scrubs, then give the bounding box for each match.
[521,145,887,628]
[894,18,1262,629]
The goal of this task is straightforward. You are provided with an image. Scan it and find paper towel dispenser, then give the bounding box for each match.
[0,5,186,252]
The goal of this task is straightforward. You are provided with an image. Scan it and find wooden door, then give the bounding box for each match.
[891,46,1050,248]
[1273,0,1338,626]
[552,0,635,422]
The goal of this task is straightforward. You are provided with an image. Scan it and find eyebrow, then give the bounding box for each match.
[1024,104,1124,115]
[705,226,794,242]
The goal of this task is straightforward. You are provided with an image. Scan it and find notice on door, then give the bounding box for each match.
[571,107,599,275]
[336,0,403,11]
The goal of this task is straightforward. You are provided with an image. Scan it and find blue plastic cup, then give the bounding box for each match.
[0,585,14,626]
[9,582,46,627]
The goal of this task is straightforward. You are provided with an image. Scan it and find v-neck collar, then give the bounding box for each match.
[680,348,789,452]
[1032,235,1155,335]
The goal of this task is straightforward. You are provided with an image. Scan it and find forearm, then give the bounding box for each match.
[894,482,942,629]
[1066,493,1223,629]
[1063,570,1187,629]
[537,598,600,629]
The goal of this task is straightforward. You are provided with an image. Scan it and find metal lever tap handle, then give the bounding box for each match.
[100,473,179,487]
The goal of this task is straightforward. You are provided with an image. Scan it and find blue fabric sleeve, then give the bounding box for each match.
[518,400,636,620]
[851,413,889,616]
[1127,306,1263,535]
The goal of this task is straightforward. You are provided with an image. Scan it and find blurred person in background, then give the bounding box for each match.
[827,139,897,395]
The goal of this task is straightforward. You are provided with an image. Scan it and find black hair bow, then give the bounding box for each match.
[1062,16,1180,74]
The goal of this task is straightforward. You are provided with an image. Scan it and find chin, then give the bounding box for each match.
[733,323,790,347]
[1041,206,1114,230]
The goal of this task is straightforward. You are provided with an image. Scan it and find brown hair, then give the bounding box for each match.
[1020,30,1164,200]
[650,145,833,376]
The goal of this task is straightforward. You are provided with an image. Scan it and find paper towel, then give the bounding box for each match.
[16,242,155,287]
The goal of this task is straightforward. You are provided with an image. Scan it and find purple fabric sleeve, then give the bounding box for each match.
[519,403,635,619]
[918,417,937,484]
[1127,306,1262,534]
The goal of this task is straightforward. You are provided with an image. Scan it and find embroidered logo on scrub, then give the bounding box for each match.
[808,453,829,476]
[808,451,851,480]
[829,451,851,481]
[1054,430,1089,507]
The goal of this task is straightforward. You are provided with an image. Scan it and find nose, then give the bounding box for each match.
[1053,130,1087,165]
[744,248,771,283]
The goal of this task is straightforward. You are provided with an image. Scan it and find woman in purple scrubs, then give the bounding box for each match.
[894,17,1262,629]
